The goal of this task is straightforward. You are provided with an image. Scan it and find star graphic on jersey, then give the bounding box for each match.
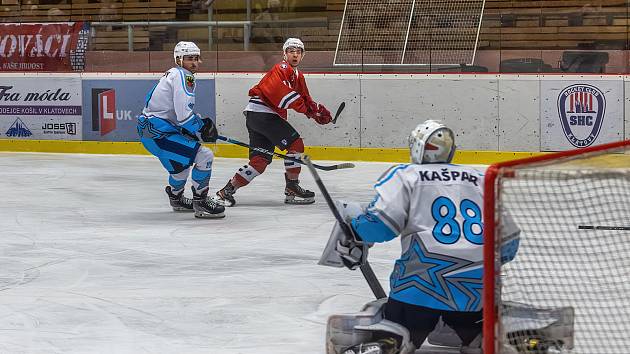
[391,237,474,310]
[448,277,483,311]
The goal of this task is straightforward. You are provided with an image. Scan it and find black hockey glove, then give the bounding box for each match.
[198,118,218,143]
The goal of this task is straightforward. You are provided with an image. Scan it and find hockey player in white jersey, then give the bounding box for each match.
[137,41,225,218]
[324,120,519,353]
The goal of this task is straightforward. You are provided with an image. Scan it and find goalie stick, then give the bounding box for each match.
[216,135,355,171]
[303,155,387,299]
[332,101,345,124]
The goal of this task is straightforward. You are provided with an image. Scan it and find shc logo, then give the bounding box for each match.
[557,84,605,148]
[6,118,32,137]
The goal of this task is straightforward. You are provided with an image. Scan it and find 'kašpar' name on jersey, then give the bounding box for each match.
[418,167,479,186]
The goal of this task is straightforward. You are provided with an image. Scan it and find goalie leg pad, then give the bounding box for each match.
[326,299,415,354]
[341,338,400,354]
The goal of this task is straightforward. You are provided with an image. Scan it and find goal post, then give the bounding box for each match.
[483,140,630,354]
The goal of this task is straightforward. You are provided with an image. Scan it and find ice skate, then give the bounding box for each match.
[192,187,225,218]
[213,181,237,207]
[284,174,315,204]
[165,186,193,212]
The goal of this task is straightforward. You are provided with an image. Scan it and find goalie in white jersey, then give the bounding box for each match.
[329,120,519,351]
[137,41,224,218]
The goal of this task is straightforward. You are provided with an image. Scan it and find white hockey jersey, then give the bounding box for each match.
[351,163,487,312]
[141,67,204,136]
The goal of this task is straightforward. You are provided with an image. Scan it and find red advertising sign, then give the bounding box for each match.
[0,22,89,72]
[97,89,116,136]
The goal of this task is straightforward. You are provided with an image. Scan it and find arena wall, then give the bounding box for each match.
[0,72,626,164]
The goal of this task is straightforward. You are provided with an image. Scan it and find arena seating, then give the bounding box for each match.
[1,0,627,55]
[481,0,628,49]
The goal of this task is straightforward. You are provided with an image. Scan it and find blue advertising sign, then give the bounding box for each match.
[82,78,215,142]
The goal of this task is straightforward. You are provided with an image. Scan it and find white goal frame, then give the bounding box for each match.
[333,0,486,66]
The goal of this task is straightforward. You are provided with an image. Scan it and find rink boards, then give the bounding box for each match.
[1,72,629,163]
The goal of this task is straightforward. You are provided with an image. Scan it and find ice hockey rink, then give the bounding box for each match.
[1,152,488,354]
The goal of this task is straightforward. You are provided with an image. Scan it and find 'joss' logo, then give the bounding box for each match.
[557,84,605,148]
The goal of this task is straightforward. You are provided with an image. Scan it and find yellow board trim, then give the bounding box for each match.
[0,140,547,165]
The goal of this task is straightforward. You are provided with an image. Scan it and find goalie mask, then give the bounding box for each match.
[409,120,456,164]
[173,41,201,66]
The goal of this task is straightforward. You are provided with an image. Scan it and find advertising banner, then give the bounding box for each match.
[541,80,624,151]
[82,78,216,142]
[0,22,89,72]
[0,77,82,140]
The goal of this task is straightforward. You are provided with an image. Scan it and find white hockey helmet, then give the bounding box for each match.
[283,37,305,55]
[409,120,456,164]
[173,41,201,65]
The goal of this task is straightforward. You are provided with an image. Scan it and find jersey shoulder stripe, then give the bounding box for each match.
[375,163,411,187]
[174,67,195,97]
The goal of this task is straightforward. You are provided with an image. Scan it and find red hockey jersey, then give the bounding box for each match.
[246,61,313,120]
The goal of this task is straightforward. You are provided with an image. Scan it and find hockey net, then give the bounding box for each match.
[334,0,485,66]
[483,140,630,354]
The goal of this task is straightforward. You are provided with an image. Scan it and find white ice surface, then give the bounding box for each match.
[0,153,422,354]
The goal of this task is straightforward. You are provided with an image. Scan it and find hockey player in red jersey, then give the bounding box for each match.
[214,37,333,206]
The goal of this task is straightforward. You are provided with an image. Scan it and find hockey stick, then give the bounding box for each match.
[579,225,630,231]
[216,135,355,171]
[332,101,345,124]
[303,155,387,299]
